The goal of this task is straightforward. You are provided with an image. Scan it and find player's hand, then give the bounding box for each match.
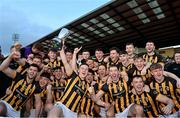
[74,46,82,54]
[46,84,52,91]
[88,87,94,94]
[10,50,21,61]
[104,102,111,111]
[91,81,96,86]
[161,105,173,115]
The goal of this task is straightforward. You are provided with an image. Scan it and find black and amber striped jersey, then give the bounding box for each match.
[143,53,166,64]
[7,62,30,94]
[16,62,30,76]
[1,73,42,111]
[130,89,160,117]
[150,77,180,113]
[119,63,133,72]
[101,78,130,113]
[37,89,48,104]
[52,78,66,102]
[95,77,111,103]
[94,58,105,66]
[60,72,87,112]
[79,83,95,116]
[48,60,63,69]
[106,58,121,69]
[128,66,152,84]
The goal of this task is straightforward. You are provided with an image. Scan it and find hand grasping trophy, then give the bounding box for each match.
[53,28,70,50]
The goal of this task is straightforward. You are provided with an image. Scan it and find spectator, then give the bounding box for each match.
[165,51,180,77]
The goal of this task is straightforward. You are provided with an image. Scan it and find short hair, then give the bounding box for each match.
[52,66,61,71]
[40,72,50,79]
[98,64,107,69]
[109,47,120,53]
[65,48,73,54]
[95,48,103,52]
[173,51,180,58]
[119,50,128,55]
[126,42,134,46]
[82,49,90,53]
[32,43,43,51]
[109,65,119,69]
[133,53,144,60]
[29,64,40,72]
[132,75,143,81]
[79,63,89,68]
[146,40,155,44]
[150,63,162,71]
[33,54,42,61]
[48,48,57,52]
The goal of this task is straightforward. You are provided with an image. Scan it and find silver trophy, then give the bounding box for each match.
[53,28,70,43]
[53,28,70,49]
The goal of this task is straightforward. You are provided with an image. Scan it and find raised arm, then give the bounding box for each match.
[59,40,73,76]
[71,47,82,73]
[0,51,19,79]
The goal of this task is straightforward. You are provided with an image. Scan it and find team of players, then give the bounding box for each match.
[0,40,179,117]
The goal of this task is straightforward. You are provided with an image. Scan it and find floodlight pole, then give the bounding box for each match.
[12,33,19,44]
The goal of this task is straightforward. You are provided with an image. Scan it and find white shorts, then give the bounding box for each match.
[99,107,107,118]
[115,103,134,118]
[159,110,180,118]
[0,100,20,117]
[54,102,77,118]
[29,109,35,117]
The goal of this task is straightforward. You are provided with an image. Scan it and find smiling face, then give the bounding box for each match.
[66,52,73,62]
[27,66,38,80]
[120,54,129,63]
[109,66,119,82]
[134,57,145,70]
[98,65,106,77]
[39,76,49,88]
[126,44,135,56]
[85,72,94,83]
[86,59,94,69]
[48,51,57,60]
[53,69,62,79]
[32,57,42,67]
[95,50,104,61]
[132,76,144,94]
[110,50,119,62]
[82,51,90,60]
[145,42,155,53]
[78,64,89,79]
[151,68,163,82]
